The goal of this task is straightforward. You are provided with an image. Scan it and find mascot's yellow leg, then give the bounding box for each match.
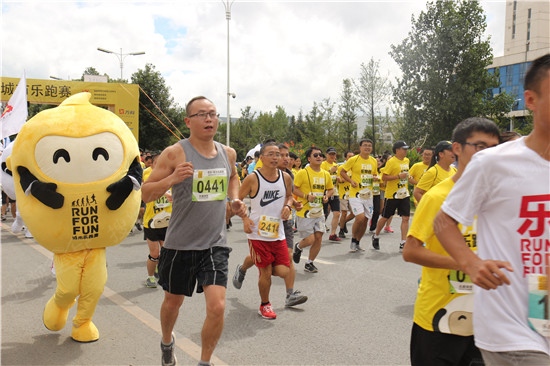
[43,252,81,331]
[43,296,74,331]
[71,248,107,343]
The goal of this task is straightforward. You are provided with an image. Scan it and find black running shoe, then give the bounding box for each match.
[372,236,380,250]
[304,262,318,273]
[292,243,302,264]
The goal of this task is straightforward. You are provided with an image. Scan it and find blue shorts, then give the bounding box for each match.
[158,246,231,296]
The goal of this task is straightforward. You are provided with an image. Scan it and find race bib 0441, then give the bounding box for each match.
[192,168,228,202]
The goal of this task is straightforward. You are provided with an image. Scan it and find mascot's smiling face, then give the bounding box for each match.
[35,132,124,184]
[15,93,134,186]
[8,92,141,253]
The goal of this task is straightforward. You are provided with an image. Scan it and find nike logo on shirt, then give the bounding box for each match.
[259,190,282,207]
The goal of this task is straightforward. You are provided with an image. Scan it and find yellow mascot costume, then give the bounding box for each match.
[7,92,142,342]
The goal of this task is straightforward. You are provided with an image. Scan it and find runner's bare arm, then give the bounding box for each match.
[281,171,293,220]
[142,143,192,202]
[238,172,257,201]
[340,168,357,188]
[402,234,460,269]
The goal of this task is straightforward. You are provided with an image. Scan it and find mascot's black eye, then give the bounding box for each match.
[53,149,70,163]
[92,148,109,161]
[458,315,467,320]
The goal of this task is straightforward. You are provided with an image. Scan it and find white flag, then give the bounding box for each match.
[1,74,28,139]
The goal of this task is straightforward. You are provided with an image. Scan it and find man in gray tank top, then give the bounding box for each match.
[141,96,246,366]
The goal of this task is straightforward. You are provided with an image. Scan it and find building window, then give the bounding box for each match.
[506,66,513,86]
[519,62,528,81]
[512,0,517,39]
[527,8,531,41]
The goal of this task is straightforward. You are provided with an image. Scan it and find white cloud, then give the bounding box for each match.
[1,0,506,118]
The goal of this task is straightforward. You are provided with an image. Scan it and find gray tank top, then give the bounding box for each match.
[163,139,231,251]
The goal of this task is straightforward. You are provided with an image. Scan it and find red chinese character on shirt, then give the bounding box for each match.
[517,194,550,237]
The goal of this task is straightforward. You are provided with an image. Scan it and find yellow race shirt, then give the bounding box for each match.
[409,161,429,205]
[294,166,333,218]
[341,155,379,199]
[416,164,457,193]
[408,178,476,335]
[337,165,351,199]
[143,166,152,182]
[379,166,387,193]
[321,160,339,197]
[143,167,172,229]
[409,161,429,185]
[382,156,410,199]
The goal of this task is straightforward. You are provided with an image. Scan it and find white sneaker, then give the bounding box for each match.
[24,228,33,238]
[11,215,24,233]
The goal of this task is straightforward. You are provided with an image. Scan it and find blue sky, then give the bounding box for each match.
[154,16,187,55]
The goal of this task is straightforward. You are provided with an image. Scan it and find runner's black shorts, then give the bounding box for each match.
[323,195,340,213]
[410,322,483,366]
[157,246,231,296]
[381,197,410,218]
[1,190,15,204]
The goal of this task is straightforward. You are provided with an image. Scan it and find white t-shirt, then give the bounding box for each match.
[441,137,550,354]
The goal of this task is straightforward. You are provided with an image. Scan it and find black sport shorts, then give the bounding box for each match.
[381,197,410,218]
[157,246,231,296]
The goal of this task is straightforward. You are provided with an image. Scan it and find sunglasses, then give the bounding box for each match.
[311,153,323,158]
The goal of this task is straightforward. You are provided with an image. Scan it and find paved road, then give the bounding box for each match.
[2,213,420,365]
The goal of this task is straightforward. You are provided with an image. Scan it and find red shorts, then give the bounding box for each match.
[248,239,290,268]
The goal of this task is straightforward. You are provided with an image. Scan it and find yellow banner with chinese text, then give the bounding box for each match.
[0,77,140,142]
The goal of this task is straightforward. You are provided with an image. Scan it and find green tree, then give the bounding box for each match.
[338,79,358,151]
[482,92,517,130]
[301,102,326,148]
[286,114,300,145]
[226,106,257,159]
[273,106,291,142]
[131,63,184,150]
[28,103,54,119]
[255,106,289,143]
[255,111,276,142]
[354,58,392,153]
[390,0,499,145]
[318,98,341,149]
[292,109,307,145]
